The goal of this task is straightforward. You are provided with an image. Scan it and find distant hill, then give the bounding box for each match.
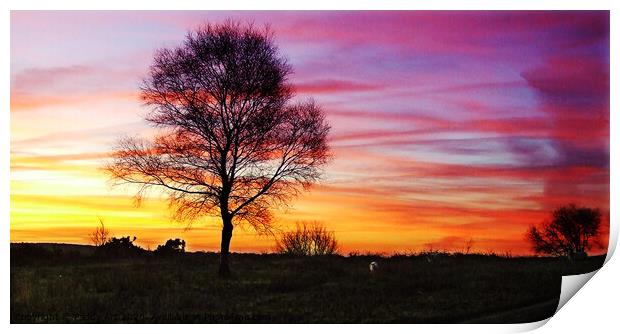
[10,242,97,256]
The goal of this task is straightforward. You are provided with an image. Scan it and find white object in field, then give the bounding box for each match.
[369,261,379,272]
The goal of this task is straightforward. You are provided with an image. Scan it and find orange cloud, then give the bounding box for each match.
[11,91,139,111]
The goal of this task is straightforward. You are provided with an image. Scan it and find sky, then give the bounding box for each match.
[10,11,610,254]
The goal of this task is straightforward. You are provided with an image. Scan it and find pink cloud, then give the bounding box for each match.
[12,65,94,89]
[522,56,609,99]
[295,79,382,94]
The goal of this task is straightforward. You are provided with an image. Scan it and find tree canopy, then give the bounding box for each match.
[527,204,602,257]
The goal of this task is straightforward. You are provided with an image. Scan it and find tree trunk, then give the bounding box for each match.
[218,216,234,278]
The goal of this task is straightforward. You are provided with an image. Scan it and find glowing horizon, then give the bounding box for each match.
[10,11,610,254]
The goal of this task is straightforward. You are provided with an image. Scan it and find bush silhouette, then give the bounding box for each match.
[154,238,186,257]
[275,222,338,256]
[95,236,145,258]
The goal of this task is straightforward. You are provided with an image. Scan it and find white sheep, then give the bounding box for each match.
[369,261,379,273]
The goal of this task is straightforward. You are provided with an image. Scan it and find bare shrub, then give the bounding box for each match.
[89,218,110,247]
[275,222,338,256]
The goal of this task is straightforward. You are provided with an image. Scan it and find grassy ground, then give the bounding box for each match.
[10,244,605,323]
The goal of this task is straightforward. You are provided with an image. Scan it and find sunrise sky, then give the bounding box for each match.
[10,11,610,254]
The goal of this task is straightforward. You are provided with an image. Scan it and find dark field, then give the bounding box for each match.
[10,243,605,324]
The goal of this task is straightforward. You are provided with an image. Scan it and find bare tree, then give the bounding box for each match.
[89,218,110,247]
[105,21,331,277]
[464,238,474,255]
[527,204,602,258]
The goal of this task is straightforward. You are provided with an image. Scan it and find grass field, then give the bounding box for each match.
[10,243,605,323]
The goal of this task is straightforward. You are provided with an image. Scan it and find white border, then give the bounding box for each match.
[3,1,617,333]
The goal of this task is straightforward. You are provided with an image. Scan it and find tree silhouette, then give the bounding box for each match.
[106,21,331,277]
[527,204,602,258]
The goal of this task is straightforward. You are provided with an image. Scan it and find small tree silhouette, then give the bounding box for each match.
[275,222,338,256]
[89,218,110,247]
[527,204,602,258]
